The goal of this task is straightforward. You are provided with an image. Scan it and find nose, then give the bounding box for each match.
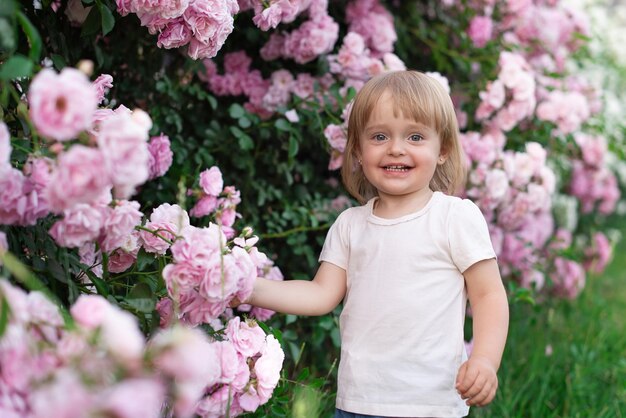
[387,137,406,156]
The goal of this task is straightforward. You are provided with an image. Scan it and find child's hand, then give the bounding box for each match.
[229,296,248,308]
[455,356,498,407]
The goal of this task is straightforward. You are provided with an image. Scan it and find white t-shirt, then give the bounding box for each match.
[319,191,496,417]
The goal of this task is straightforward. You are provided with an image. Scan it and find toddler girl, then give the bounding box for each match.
[236,71,509,418]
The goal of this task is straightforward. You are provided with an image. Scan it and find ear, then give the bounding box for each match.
[437,153,448,165]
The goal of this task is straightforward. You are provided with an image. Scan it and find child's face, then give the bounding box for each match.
[358,91,445,202]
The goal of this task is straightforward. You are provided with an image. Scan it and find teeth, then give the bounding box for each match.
[385,165,409,171]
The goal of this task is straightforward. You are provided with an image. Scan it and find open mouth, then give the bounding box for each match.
[383,164,411,172]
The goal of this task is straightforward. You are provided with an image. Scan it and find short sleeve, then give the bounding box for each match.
[448,199,496,273]
[318,211,349,270]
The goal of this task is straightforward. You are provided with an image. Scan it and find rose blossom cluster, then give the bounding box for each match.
[116,0,239,59]
[345,0,397,56]
[547,230,586,299]
[39,71,153,208]
[323,101,353,170]
[0,130,52,225]
[161,221,258,326]
[467,14,494,48]
[453,1,590,73]
[474,51,537,132]
[201,51,335,118]
[189,166,242,238]
[462,131,557,290]
[0,282,284,417]
[327,32,406,93]
[501,2,590,73]
[253,0,339,64]
[239,0,316,31]
[194,316,285,416]
[569,133,620,215]
[2,69,143,228]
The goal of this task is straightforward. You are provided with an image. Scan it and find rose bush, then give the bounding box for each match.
[1,0,625,415]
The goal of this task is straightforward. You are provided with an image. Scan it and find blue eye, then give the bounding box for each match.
[408,134,424,142]
[373,134,387,142]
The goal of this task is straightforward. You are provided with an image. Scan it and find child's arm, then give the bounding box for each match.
[456,258,509,407]
[240,261,347,316]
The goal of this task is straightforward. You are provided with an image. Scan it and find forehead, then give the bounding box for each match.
[365,90,436,129]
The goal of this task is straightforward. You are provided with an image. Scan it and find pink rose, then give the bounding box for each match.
[96,111,151,199]
[140,221,177,255]
[553,257,585,299]
[214,340,239,383]
[467,15,493,48]
[49,203,106,248]
[157,19,192,49]
[584,232,612,274]
[199,166,224,196]
[70,294,111,330]
[100,200,143,253]
[225,316,266,357]
[108,246,139,273]
[189,195,218,217]
[155,297,174,328]
[100,305,146,366]
[92,74,113,104]
[324,124,347,152]
[28,68,98,141]
[183,0,237,60]
[0,167,25,225]
[96,379,165,418]
[254,335,284,400]
[146,134,173,181]
[260,33,285,61]
[142,0,190,19]
[46,145,111,213]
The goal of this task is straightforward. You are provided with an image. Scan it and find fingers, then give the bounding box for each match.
[456,361,498,407]
[464,379,498,406]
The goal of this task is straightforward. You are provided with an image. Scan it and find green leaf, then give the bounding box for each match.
[0,0,16,16]
[126,282,156,313]
[0,17,16,52]
[238,134,254,150]
[238,116,251,128]
[98,2,115,36]
[81,6,101,37]
[296,367,310,381]
[50,54,67,70]
[288,135,299,157]
[228,103,245,119]
[80,265,110,297]
[275,118,291,132]
[0,293,10,338]
[0,54,32,80]
[16,11,41,61]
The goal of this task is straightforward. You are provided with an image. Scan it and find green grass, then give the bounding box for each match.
[472,236,626,417]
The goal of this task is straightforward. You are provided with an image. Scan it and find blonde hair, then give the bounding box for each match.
[341,70,466,204]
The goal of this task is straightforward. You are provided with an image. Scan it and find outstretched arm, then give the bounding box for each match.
[456,258,509,407]
[242,261,347,316]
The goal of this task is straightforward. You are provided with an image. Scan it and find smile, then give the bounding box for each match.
[383,165,411,172]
